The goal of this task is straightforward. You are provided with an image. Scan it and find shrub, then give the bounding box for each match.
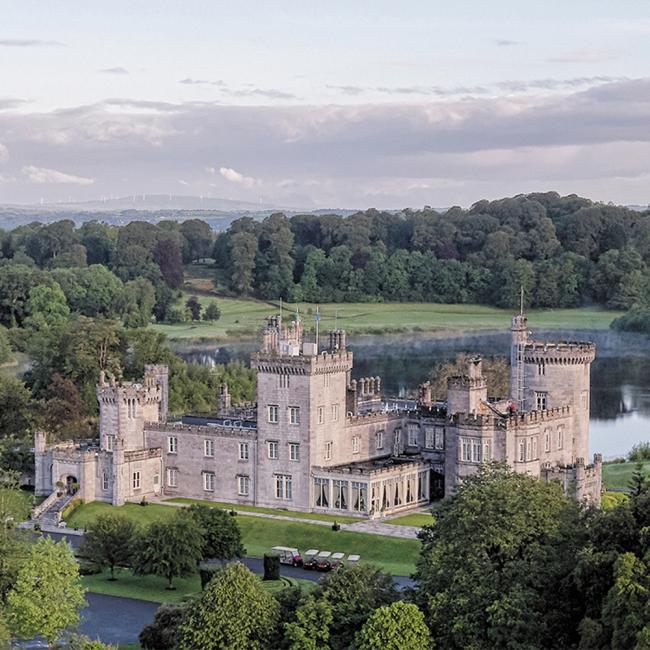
[263,554,280,581]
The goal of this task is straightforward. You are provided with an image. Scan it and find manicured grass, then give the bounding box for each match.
[152,296,619,342]
[82,567,312,604]
[82,567,200,604]
[602,461,650,492]
[387,513,435,527]
[166,497,362,524]
[236,516,418,576]
[65,501,420,576]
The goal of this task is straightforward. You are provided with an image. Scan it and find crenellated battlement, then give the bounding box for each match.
[252,349,353,375]
[144,421,257,439]
[507,405,571,425]
[523,341,596,365]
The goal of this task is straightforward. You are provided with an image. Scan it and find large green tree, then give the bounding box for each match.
[187,504,245,563]
[284,597,333,650]
[354,601,431,650]
[178,563,279,650]
[80,513,137,580]
[6,536,86,647]
[132,510,203,589]
[414,463,587,650]
[315,564,397,650]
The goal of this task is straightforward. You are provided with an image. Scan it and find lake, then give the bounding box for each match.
[175,328,650,459]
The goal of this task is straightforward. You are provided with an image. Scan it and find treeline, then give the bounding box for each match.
[215,192,650,309]
[0,218,215,327]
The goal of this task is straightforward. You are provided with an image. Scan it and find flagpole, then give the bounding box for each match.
[315,306,320,353]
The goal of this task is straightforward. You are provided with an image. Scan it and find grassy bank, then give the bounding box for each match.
[82,568,313,604]
[602,461,650,491]
[152,296,619,342]
[65,501,420,577]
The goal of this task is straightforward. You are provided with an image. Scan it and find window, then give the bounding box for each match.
[279,375,290,388]
[526,437,532,461]
[538,362,546,376]
[472,439,481,462]
[334,480,348,509]
[519,440,525,462]
[132,471,141,490]
[268,405,279,423]
[275,474,292,500]
[203,472,215,492]
[288,406,300,425]
[557,426,564,450]
[204,439,214,457]
[102,471,109,491]
[425,427,435,449]
[532,436,538,460]
[483,440,492,462]
[462,438,471,462]
[351,482,367,512]
[153,474,159,486]
[408,424,418,446]
[544,428,551,452]
[352,436,360,454]
[105,435,114,451]
[289,442,300,461]
[535,392,548,411]
[167,436,178,454]
[167,468,178,487]
[314,477,329,507]
[435,427,445,450]
[325,441,332,460]
[375,430,384,450]
[393,428,402,455]
[331,404,340,422]
[268,441,279,459]
[239,442,249,461]
[238,475,249,496]
[318,406,325,424]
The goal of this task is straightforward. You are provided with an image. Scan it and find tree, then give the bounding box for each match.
[187,504,244,563]
[132,510,203,589]
[80,513,137,580]
[629,463,647,497]
[284,597,333,650]
[139,602,188,650]
[117,278,156,328]
[24,282,70,332]
[185,296,202,321]
[0,376,36,439]
[0,325,10,365]
[315,564,397,650]
[6,536,86,647]
[154,237,184,289]
[415,463,586,650]
[354,601,431,650]
[180,219,213,263]
[179,563,279,650]
[202,301,221,321]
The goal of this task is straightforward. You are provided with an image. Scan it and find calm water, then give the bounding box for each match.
[176,329,650,459]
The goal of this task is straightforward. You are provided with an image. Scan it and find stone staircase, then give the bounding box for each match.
[34,492,76,527]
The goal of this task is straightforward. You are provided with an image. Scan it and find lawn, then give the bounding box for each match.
[602,461,650,491]
[65,501,420,576]
[152,296,619,342]
[82,567,313,604]
[387,512,436,527]
[166,497,362,524]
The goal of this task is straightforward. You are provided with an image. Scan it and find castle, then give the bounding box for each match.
[34,313,602,517]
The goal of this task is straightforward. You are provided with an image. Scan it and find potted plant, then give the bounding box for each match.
[55,481,64,496]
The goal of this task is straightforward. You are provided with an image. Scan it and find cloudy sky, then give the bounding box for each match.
[1,0,650,208]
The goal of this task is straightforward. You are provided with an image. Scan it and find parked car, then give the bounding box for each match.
[303,549,319,570]
[271,546,303,567]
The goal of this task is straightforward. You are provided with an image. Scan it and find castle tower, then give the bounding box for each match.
[97,366,167,452]
[522,340,595,463]
[251,319,353,511]
[447,357,488,416]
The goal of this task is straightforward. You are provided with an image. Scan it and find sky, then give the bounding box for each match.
[1,0,650,209]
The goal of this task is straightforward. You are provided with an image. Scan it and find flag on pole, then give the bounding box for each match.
[316,306,321,322]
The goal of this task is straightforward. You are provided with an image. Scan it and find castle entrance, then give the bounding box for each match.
[65,475,78,495]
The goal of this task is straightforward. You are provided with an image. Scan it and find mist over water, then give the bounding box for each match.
[176,328,650,459]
